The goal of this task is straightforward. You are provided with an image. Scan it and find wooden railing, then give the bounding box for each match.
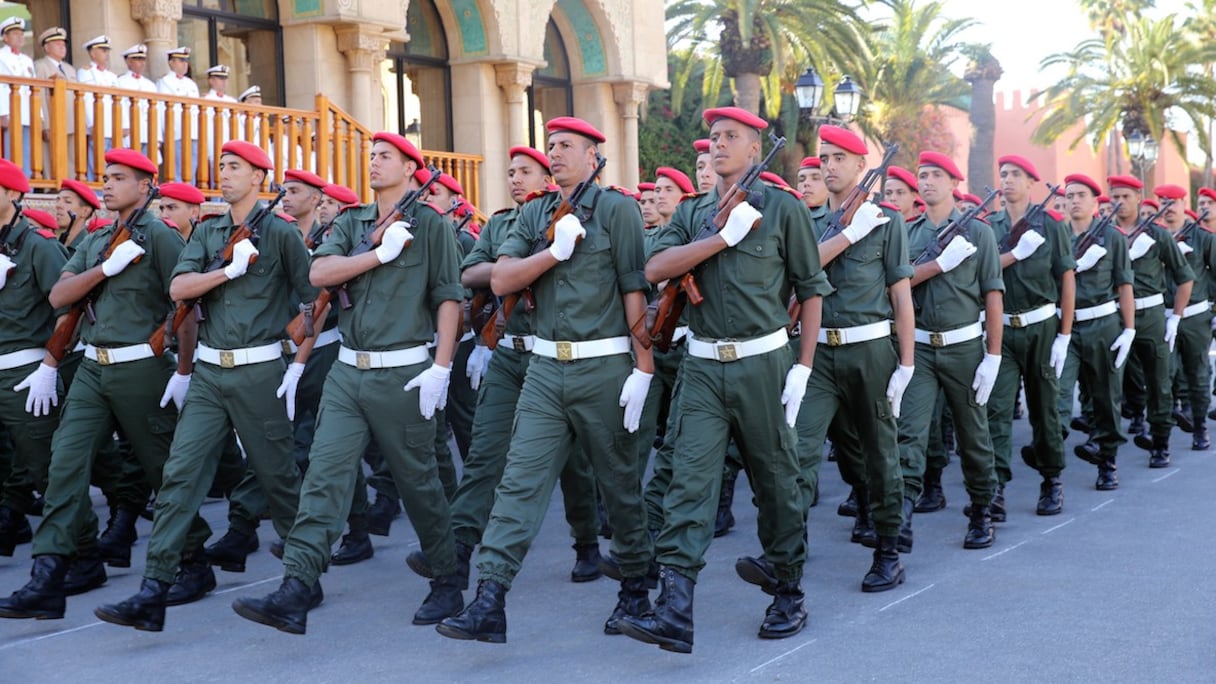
[0,75,483,207]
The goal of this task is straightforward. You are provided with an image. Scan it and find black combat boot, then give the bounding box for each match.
[0,505,28,556]
[850,489,877,548]
[1074,440,1103,465]
[570,542,602,583]
[1148,434,1171,468]
[1173,401,1194,433]
[861,536,905,593]
[758,580,807,639]
[366,495,401,537]
[616,567,695,654]
[412,575,465,625]
[435,579,508,643]
[406,541,472,587]
[97,507,139,568]
[897,497,914,553]
[714,469,737,537]
[1036,477,1063,516]
[1128,412,1147,438]
[914,467,946,513]
[963,503,995,549]
[734,555,778,595]
[1096,456,1119,491]
[598,555,660,589]
[166,551,217,606]
[63,549,108,596]
[837,488,859,517]
[1070,415,1093,433]
[94,578,170,632]
[204,528,259,573]
[331,529,374,565]
[604,576,650,635]
[0,555,69,619]
[232,577,314,635]
[1020,445,1038,470]
[1194,421,1211,450]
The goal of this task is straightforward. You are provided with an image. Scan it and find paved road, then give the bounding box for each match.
[1,415,1214,683]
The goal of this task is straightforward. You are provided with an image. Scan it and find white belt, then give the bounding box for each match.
[671,326,690,345]
[280,327,342,355]
[1003,303,1056,328]
[688,328,788,362]
[198,342,283,368]
[1134,293,1164,311]
[460,330,475,343]
[73,341,86,353]
[501,333,535,353]
[338,344,430,369]
[914,321,983,348]
[533,336,631,361]
[1183,300,1212,319]
[816,320,891,347]
[1074,300,1118,322]
[0,348,44,370]
[84,343,155,366]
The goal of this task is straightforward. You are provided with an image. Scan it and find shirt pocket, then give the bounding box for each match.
[732,233,781,287]
[572,233,615,285]
[843,241,883,281]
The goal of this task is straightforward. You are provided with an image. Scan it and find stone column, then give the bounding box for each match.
[613,82,649,188]
[494,62,534,148]
[131,0,182,81]
[335,25,388,130]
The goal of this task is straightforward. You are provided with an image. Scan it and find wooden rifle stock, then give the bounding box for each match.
[1105,200,1171,258]
[818,142,899,243]
[912,188,1002,266]
[999,184,1059,253]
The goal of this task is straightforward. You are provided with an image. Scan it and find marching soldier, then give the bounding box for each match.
[693,139,716,192]
[54,179,99,251]
[883,165,919,221]
[653,167,695,226]
[796,157,827,210]
[637,180,660,227]
[156,182,205,239]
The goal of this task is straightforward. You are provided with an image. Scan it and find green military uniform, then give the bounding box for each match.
[649,184,830,582]
[1169,222,1216,434]
[899,210,1002,505]
[443,225,479,468]
[986,210,1075,483]
[142,209,317,585]
[475,185,653,588]
[280,200,462,587]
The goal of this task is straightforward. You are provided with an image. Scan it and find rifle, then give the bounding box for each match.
[284,166,443,346]
[816,141,898,243]
[632,135,786,351]
[482,154,607,350]
[304,217,333,251]
[153,188,286,356]
[0,199,24,277]
[48,187,159,362]
[998,184,1059,253]
[1104,200,1172,259]
[1072,201,1124,259]
[1175,208,1211,244]
[912,188,1002,266]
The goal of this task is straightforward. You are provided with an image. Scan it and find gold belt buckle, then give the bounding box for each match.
[714,342,738,362]
[555,341,574,361]
[512,337,526,353]
[281,340,293,355]
[929,332,945,348]
[356,351,372,370]
[1010,314,1024,328]
[219,350,236,368]
[826,329,843,347]
[95,348,111,365]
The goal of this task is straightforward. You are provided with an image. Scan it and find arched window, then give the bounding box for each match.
[383,0,452,151]
[178,0,283,104]
[528,19,573,149]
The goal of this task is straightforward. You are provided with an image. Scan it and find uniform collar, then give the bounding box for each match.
[9,47,18,56]
[90,62,106,72]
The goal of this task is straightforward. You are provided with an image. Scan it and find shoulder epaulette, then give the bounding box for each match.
[879,201,900,213]
[677,192,700,205]
[492,207,513,216]
[276,211,297,223]
[34,228,56,239]
[1046,209,1064,222]
[523,189,551,204]
[605,185,636,197]
[776,185,802,200]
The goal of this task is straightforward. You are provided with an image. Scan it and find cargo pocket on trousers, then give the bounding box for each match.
[146,413,177,437]
[875,398,892,422]
[264,419,294,445]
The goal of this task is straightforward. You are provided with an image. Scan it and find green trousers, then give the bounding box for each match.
[449,346,599,549]
[1172,312,1212,425]
[637,343,683,480]
[478,353,651,589]
[283,360,456,586]
[1057,313,1126,457]
[899,339,997,504]
[32,355,178,557]
[145,358,301,583]
[1122,305,1172,440]
[445,336,477,463]
[0,361,60,513]
[987,316,1066,481]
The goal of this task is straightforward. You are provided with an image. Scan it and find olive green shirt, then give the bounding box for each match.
[988,210,1075,312]
[1171,223,1216,304]
[463,206,533,337]
[1120,224,1194,298]
[173,210,318,349]
[298,219,338,332]
[314,202,463,350]
[1071,223,1133,309]
[906,209,1004,331]
[65,211,184,347]
[811,203,913,328]
[650,185,831,340]
[63,229,88,257]
[501,186,648,342]
[0,218,68,354]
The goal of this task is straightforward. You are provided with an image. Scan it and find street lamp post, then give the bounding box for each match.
[795,67,863,126]
[1126,129,1159,186]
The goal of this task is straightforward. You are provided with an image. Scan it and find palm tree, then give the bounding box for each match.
[1184,0,1216,187]
[963,44,1002,193]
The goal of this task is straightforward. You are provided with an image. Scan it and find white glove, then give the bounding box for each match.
[1110,328,1136,368]
[886,365,915,418]
[618,368,653,433]
[1179,242,1194,255]
[158,372,192,411]
[780,363,812,428]
[718,201,762,248]
[1128,233,1154,261]
[374,221,413,264]
[275,363,305,420]
[223,239,259,279]
[1074,245,1107,273]
[841,201,890,244]
[1049,333,1070,378]
[13,362,57,417]
[1164,313,1180,352]
[466,345,492,391]
[1011,230,1046,261]
[934,235,977,273]
[971,353,1002,406]
[0,253,14,289]
[547,214,585,262]
[101,241,145,277]
[404,363,451,419]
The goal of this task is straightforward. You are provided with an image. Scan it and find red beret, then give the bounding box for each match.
[372,131,425,168]
[220,140,272,171]
[636,182,655,193]
[1154,184,1186,200]
[0,160,29,193]
[1064,173,1102,196]
[913,197,926,208]
[760,171,789,188]
[1199,187,1216,202]
[886,165,918,192]
[22,208,57,231]
[997,155,1040,181]
[952,189,965,201]
[1186,208,1199,221]
[545,116,606,143]
[283,169,327,190]
[694,139,711,154]
[656,167,694,194]
[435,173,464,196]
[60,178,99,208]
[800,157,821,169]
[1053,186,1066,196]
[1107,175,1143,191]
[86,216,111,233]
[323,183,360,207]
[104,148,158,176]
[819,124,867,155]
[1096,195,1111,204]
[509,146,550,172]
[413,168,432,187]
[1141,199,1160,210]
[158,182,205,205]
[918,151,964,181]
[703,106,768,131]
[961,193,983,206]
